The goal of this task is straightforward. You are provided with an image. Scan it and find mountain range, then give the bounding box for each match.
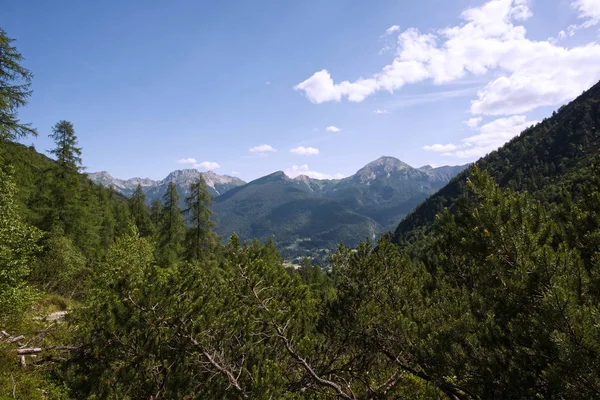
[90,158,467,254]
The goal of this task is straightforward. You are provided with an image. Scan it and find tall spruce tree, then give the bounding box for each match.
[0,28,37,142]
[48,120,83,236]
[184,175,217,261]
[157,182,185,267]
[128,184,155,237]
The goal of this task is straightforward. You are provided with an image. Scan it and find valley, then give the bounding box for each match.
[90,157,468,258]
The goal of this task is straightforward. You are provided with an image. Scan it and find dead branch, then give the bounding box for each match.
[16,348,42,355]
[187,336,249,399]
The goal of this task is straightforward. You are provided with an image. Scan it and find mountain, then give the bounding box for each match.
[212,171,378,250]
[394,79,600,244]
[91,157,466,255]
[292,157,469,231]
[89,169,246,206]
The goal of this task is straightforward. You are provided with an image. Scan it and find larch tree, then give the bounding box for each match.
[157,182,185,267]
[49,120,82,172]
[184,175,217,262]
[48,120,84,239]
[128,184,155,237]
[0,28,37,142]
[149,199,162,228]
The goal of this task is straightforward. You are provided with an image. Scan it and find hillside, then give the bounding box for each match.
[0,140,131,257]
[212,171,379,249]
[394,79,600,244]
[317,157,468,231]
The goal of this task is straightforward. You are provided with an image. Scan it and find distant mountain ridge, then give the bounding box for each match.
[88,170,246,204]
[90,158,468,254]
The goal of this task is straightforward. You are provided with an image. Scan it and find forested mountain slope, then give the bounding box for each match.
[211,171,379,249]
[394,80,600,243]
[1,140,131,257]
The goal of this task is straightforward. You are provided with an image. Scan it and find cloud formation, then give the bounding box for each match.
[294,0,600,117]
[425,115,538,159]
[326,126,341,132]
[176,158,220,170]
[249,144,277,154]
[423,144,458,152]
[290,146,320,155]
[384,25,400,35]
[465,117,482,128]
[284,164,345,180]
[374,109,389,114]
[195,161,220,171]
[572,0,600,28]
[177,158,197,165]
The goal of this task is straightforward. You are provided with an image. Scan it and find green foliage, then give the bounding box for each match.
[156,182,185,267]
[183,175,218,261]
[0,166,41,324]
[0,27,37,142]
[30,228,88,299]
[128,184,155,237]
[49,121,82,172]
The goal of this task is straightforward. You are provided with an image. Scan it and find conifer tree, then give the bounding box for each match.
[49,120,82,172]
[184,175,217,261]
[0,28,37,142]
[149,199,161,228]
[48,120,83,237]
[157,182,185,267]
[128,184,155,237]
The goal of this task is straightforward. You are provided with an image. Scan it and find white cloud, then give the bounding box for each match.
[465,117,482,128]
[194,161,220,171]
[177,157,197,164]
[326,125,341,132]
[424,115,538,159]
[294,0,600,116]
[231,171,240,176]
[284,164,345,180]
[572,0,600,28]
[374,109,389,114]
[384,25,401,35]
[249,144,277,153]
[423,143,458,152]
[265,81,271,85]
[290,146,320,155]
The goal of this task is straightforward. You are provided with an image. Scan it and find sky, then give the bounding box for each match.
[3,0,600,182]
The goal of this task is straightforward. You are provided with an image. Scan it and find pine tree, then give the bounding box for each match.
[184,175,217,261]
[157,182,185,267]
[128,184,155,237]
[0,28,37,142]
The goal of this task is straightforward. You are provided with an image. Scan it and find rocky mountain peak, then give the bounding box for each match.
[353,156,414,182]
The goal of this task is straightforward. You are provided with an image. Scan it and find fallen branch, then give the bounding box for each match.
[16,348,42,355]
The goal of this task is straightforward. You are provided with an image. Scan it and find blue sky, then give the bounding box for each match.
[3,0,600,181]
